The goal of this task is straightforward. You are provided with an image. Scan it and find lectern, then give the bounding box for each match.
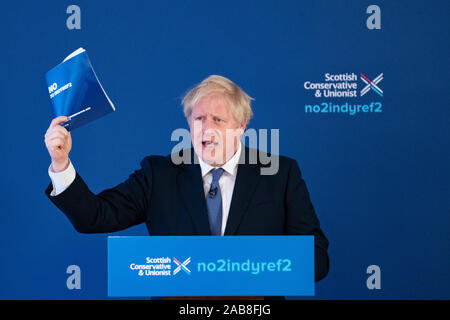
[108,236,314,297]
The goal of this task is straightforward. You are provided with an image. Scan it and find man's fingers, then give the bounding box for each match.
[45,126,70,143]
[49,137,65,148]
[45,117,72,162]
[46,125,69,138]
[45,130,67,142]
[45,130,69,146]
[48,135,66,144]
[50,116,69,128]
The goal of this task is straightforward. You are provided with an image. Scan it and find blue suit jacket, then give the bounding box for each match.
[45,146,329,282]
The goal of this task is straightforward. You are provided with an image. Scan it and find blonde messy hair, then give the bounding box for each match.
[182,75,254,126]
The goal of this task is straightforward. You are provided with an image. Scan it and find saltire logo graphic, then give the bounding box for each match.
[173,257,191,275]
[360,73,383,97]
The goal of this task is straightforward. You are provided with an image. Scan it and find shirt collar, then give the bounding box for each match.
[198,142,242,178]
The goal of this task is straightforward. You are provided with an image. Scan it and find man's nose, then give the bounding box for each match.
[201,117,216,134]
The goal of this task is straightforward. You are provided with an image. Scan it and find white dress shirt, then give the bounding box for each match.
[197,142,242,236]
[48,143,242,236]
[48,161,76,197]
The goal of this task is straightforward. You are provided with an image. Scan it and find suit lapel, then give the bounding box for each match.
[224,147,261,235]
[176,149,211,235]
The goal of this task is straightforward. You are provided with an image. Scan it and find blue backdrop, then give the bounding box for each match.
[0,0,449,299]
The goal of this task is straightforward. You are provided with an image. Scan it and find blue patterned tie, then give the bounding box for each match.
[206,168,225,236]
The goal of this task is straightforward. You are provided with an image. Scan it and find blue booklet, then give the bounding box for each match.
[45,48,115,131]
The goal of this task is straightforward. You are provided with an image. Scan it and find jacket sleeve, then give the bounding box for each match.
[284,159,330,282]
[44,157,152,233]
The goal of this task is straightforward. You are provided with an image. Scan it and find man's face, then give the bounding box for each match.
[189,94,245,166]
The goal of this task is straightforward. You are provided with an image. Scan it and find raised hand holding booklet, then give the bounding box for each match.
[45,48,115,131]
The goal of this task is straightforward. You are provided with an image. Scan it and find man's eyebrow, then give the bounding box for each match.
[193,112,227,119]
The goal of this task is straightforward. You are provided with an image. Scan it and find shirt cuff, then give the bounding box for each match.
[48,160,76,197]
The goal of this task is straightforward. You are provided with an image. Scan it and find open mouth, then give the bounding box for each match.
[202,141,218,147]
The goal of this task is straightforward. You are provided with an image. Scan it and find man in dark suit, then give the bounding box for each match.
[44,75,329,297]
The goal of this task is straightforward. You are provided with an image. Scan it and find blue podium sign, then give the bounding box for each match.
[107,236,314,297]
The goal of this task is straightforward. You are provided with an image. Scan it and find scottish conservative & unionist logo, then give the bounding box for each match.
[303,72,383,116]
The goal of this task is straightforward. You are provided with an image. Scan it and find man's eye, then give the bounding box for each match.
[215,118,223,122]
